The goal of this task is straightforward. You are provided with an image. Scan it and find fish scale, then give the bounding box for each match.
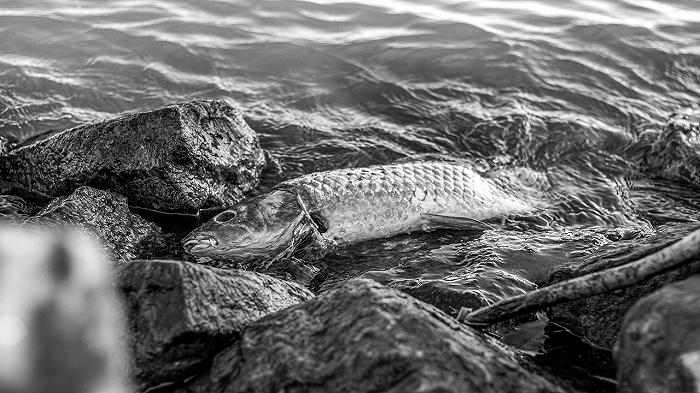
[276,162,532,244]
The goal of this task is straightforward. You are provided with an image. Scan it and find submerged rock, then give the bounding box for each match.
[645,107,700,185]
[116,260,313,391]
[0,100,266,212]
[29,186,164,262]
[547,223,700,349]
[615,275,700,393]
[0,226,128,393]
[184,278,572,393]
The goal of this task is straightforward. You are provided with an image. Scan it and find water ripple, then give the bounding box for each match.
[1,2,699,363]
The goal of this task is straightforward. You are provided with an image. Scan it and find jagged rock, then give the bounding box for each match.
[644,107,700,185]
[547,223,700,349]
[0,100,266,212]
[183,278,573,393]
[615,275,700,393]
[116,260,313,391]
[0,226,127,393]
[28,186,164,262]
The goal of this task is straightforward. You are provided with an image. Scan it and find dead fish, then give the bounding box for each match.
[182,162,535,265]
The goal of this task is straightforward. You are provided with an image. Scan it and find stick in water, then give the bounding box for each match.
[458,227,700,326]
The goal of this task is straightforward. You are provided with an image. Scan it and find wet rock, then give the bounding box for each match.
[645,107,700,185]
[184,278,573,393]
[116,260,313,391]
[29,186,164,262]
[0,135,17,156]
[386,265,535,320]
[0,100,266,212]
[547,223,700,349]
[0,226,128,393]
[534,323,617,393]
[398,280,481,317]
[615,275,700,393]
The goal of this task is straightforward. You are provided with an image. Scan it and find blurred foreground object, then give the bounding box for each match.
[0,225,128,393]
[615,275,700,393]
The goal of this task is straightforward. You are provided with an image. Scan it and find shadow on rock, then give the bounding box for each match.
[116,260,313,392]
[181,279,576,393]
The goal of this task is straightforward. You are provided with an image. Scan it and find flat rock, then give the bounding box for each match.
[28,186,164,262]
[0,100,266,212]
[183,278,573,393]
[116,260,313,391]
[615,275,700,393]
[547,223,700,349]
[0,226,127,393]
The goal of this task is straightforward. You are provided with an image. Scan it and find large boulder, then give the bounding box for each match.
[0,100,266,212]
[183,278,573,393]
[546,223,700,349]
[615,275,700,393]
[0,226,127,393]
[28,186,164,262]
[116,260,313,391]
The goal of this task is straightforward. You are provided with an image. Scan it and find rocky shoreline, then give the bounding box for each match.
[1,100,699,393]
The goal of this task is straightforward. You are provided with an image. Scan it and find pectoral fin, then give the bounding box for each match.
[420,213,494,232]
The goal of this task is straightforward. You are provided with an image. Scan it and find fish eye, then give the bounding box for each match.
[214,211,237,223]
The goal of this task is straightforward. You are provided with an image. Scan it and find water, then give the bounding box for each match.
[1,1,699,391]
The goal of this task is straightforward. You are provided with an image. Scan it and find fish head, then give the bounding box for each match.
[182,189,305,261]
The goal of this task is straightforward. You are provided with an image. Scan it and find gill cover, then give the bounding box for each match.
[183,189,322,265]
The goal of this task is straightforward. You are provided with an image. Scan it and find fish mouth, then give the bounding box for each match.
[182,233,219,254]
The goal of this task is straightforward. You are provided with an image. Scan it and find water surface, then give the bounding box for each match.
[1,1,699,391]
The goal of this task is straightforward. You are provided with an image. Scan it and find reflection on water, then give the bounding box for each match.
[1,1,699,390]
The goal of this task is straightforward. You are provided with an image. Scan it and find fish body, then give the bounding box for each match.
[183,162,535,262]
[279,162,531,244]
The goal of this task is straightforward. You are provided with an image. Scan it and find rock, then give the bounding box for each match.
[0,225,128,393]
[184,278,573,393]
[0,135,17,156]
[28,186,164,262]
[644,107,700,185]
[0,100,266,212]
[384,266,535,320]
[116,260,313,391]
[547,223,700,349]
[398,280,481,317]
[615,275,700,393]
